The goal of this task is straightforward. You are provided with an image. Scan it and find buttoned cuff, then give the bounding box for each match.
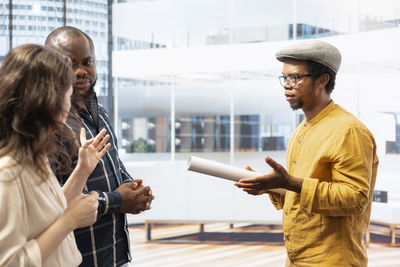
[97,191,122,217]
[300,177,319,216]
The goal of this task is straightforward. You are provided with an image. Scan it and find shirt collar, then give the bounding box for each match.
[305,100,335,126]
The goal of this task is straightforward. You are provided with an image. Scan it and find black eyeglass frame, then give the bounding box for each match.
[278,73,313,87]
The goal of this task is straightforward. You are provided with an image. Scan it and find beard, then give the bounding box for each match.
[71,78,97,105]
[290,99,303,110]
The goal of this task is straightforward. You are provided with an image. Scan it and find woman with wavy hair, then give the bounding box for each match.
[0,44,110,266]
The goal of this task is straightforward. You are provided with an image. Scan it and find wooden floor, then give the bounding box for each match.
[128,223,400,267]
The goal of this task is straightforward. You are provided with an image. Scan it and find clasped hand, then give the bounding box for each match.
[117,179,155,214]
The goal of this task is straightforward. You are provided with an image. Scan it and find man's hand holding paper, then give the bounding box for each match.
[186,155,286,195]
[234,156,301,195]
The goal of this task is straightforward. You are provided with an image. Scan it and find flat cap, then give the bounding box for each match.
[275,40,341,73]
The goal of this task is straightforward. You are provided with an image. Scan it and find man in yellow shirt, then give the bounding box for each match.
[235,40,378,266]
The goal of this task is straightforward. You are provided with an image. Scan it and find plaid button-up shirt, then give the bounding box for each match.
[57,95,133,267]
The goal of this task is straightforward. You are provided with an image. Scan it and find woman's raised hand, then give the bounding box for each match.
[77,128,111,176]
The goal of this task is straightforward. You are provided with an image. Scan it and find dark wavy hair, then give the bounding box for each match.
[0,44,78,178]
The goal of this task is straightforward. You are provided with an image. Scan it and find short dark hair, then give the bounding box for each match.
[306,61,336,94]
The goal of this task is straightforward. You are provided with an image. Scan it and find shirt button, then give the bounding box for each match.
[293,160,296,164]
[297,139,301,143]
[286,236,290,241]
[285,211,288,216]
[303,124,307,127]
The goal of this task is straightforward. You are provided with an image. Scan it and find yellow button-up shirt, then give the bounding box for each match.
[273,101,378,267]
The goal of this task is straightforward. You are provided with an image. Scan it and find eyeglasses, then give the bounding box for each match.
[278,74,313,87]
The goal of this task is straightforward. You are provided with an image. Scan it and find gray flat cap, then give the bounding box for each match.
[275,40,341,73]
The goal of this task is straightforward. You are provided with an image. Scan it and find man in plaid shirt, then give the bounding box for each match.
[46,26,155,267]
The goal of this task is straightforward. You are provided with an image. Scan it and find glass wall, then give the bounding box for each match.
[2,0,400,219]
[1,1,400,160]
[114,0,400,166]
[114,2,400,225]
[114,0,296,166]
[0,0,111,110]
[1,0,399,226]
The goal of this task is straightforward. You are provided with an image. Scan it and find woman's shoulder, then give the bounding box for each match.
[0,155,24,182]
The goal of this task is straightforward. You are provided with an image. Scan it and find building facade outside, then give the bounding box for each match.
[0,0,112,112]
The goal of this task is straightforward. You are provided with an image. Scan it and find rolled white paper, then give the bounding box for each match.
[186,156,286,195]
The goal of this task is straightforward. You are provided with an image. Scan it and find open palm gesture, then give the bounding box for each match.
[234,156,290,195]
[77,128,111,176]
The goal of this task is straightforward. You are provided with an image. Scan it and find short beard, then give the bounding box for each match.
[290,100,303,110]
[71,79,97,106]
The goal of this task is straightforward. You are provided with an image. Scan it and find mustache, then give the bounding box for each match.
[71,78,97,101]
[75,76,92,85]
